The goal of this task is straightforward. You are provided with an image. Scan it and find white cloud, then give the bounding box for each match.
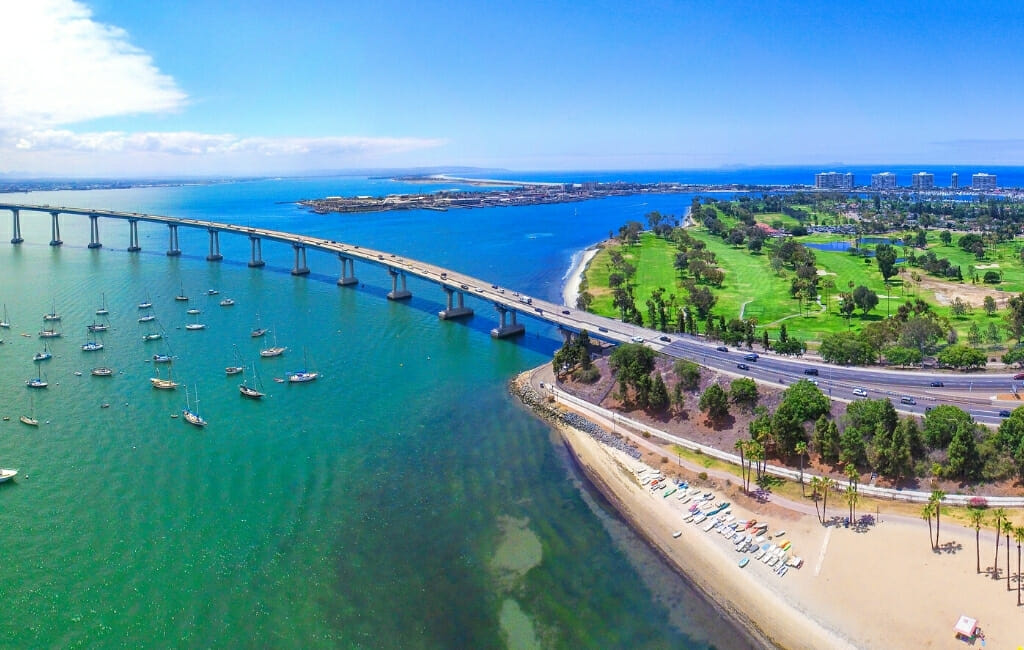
[0,0,187,128]
[8,128,445,157]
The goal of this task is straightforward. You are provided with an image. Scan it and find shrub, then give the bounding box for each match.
[698,471,708,480]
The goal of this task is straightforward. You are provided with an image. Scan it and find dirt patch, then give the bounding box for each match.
[913,274,1010,308]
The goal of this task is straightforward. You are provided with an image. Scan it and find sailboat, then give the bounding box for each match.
[43,299,61,321]
[20,394,39,426]
[0,304,10,329]
[287,348,319,383]
[239,363,266,399]
[87,320,109,332]
[138,293,153,310]
[250,312,268,338]
[81,340,104,352]
[259,326,286,357]
[182,385,207,427]
[185,311,206,330]
[225,344,245,375]
[96,293,109,316]
[175,283,189,302]
[26,360,48,388]
[38,317,61,339]
[33,341,52,362]
[150,364,178,389]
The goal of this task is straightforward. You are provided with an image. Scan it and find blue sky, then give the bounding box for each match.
[2,0,1024,176]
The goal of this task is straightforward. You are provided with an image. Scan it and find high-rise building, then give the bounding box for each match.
[972,173,997,190]
[815,172,855,190]
[950,172,959,190]
[870,172,896,190]
[911,172,934,190]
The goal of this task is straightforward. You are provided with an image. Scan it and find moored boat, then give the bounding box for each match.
[96,293,109,316]
[87,322,109,332]
[91,367,113,377]
[207,289,219,296]
[0,304,10,328]
[182,385,207,427]
[250,312,267,337]
[138,315,155,323]
[225,366,244,375]
[185,323,206,330]
[150,376,178,390]
[175,284,189,301]
[187,308,200,315]
[33,343,52,362]
[0,468,18,483]
[153,354,173,363]
[26,377,47,388]
[143,333,162,341]
[219,298,235,306]
[81,341,104,352]
[19,415,38,426]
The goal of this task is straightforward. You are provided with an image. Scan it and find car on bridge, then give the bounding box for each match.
[631,336,644,343]
[659,335,671,342]
[803,368,818,376]
[999,410,1013,418]
[929,380,944,387]
[852,388,867,397]
[561,310,570,315]
[744,353,758,361]
[715,346,728,352]
[1015,373,1024,380]
[736,363,749,371]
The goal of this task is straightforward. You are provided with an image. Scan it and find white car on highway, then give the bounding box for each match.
[852,387,867,397]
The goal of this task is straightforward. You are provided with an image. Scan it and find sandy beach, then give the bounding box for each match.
[515,370,1024,649]
[562,245,601,307]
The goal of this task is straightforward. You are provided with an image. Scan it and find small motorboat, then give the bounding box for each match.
[91,367,113,377]
[20,415,38,426]
[81,341,104,352]
[153,354,173,363]
[225,366,244,375]
[207,289,219,296]
[0,468,18,483]
[138,315,155,323]
[219,298,235,307]
[143,333,162,341]
[185,323,206,331]
[186,308,200,315]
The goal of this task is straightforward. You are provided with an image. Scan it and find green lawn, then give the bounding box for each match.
[585,226,1024,351]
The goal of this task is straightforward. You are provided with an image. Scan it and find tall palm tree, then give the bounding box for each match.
[845,464,859,523]
[820,477,834,525]
[795,441,808,496]
[734,439,747,493]
[930,489,946,550]
[993,508,1007,578]
[968,508,986,574]
[809,476,823,524]
[1005,519,1015,592]
[1014,526,1024,607]
[921,503,935,551]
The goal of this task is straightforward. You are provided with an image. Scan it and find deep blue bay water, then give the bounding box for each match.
[0,176,757,648]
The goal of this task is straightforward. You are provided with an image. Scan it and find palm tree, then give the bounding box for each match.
[1014,526,1024,607]
[820,477,834,525]
[734,439,747,493]
[968,508,986,574]
[809,476,822,524]
[1005,519,1015,592]
[993,508,1007,578]
[930,489,946,549]
[845,464,859,523]
[921,503,936,551]
[795,441,808,497]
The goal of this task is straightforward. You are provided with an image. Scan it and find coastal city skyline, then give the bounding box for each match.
[3,1,1024,176]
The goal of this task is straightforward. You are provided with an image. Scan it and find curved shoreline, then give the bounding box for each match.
[561,244,601,308]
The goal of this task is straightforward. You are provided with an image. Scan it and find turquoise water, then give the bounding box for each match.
[0,179,751,648]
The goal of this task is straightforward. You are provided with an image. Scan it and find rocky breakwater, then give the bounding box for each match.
[510,373,640,459]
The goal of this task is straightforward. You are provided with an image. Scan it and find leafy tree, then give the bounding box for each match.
[1002,347,1024,367]
[939,230,952,245]
[967,322,982,346]
[729,377,759,408]
[1005,293,1024,344]
[839,423,867,467]
[946,421,982,481]
[950,297,969,317]
[897,315,944,352]
[885,417,916,482]
[698,384,730,419]
[883,346,922,367]
[875,244,898,282]
[924,404,973,448]
[673,359,701,391]
[983,270,1001,284]
[986,322,1002,346]
[819,332,877,365]
[649,373,670,410]
[852,285,879,315]
[984,295,997,315]
[609,343,655,402]
[936,344,987,370]
[779,379,830,422]
[771,399,808,457]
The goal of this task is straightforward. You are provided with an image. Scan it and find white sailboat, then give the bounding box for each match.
[150,364,178,389]
[185,311,206,330]
[43,299,61,321]
[182,385,207,427]
[259,326,285,357]
[20,394,38,426]
[287,348,319,383]
[0,468,17,483]
[26,360,48,388]
[0,304,10,329]
[96,293,109,316]
[33,342,52,362]
[175,283,189,302]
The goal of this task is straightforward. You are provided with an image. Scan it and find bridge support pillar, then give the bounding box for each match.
[387,269,412,300]
[166,224,181,256]
[127,218,141,252]
[291,243,310,275]
[439,287,474,319]
[248,235,265,267]
[206,229,222,261]
[559,327,577,344]
[87,215,102,249]
[49,211,62,246]
[337,254,358,286]
[10,209,23,244]
[491,304,525,338]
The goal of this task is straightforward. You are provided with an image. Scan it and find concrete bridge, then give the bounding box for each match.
[0,203,644,344]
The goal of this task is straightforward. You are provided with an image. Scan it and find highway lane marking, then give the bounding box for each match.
[815,527,832,576]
